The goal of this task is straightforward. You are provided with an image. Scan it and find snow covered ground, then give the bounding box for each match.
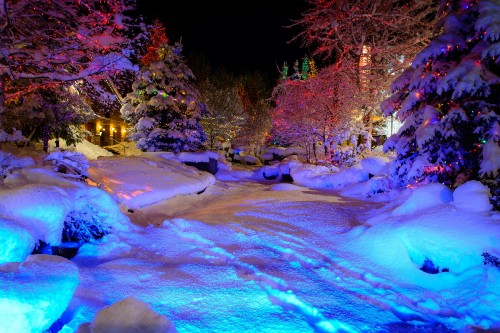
[0,141,499,333]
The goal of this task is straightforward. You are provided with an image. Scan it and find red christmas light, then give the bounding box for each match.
[140,21,169,67]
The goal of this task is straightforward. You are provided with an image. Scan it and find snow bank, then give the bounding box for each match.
[291,163,370,189]
[0,167,131,264]
[89,155,215,209]
[0,254,79,333]
[49,139,113,160]
[169,151,221,163]
[343,182,500,329]
[0,150,34,177]
[360,155,391,175]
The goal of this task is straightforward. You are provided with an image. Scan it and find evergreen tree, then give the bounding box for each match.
[382,0,500,206]
[121,24,206,152]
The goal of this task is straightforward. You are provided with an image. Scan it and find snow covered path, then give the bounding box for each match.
[69,180,456,332]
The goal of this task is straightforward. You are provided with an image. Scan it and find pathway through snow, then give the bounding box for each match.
[70,179,456,332]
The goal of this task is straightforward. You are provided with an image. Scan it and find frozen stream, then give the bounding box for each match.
[69,179,456,333]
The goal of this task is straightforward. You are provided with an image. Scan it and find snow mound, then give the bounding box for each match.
[89,296,177,333]
[360,155,391,175]
[392,183,453,215]
[453,180,492,212]
[340,175,392,199]
[0,150,35,177]
[0,254,79,333]
[291,163,370,190]
[290,164,331,188]
[158,151,221,163]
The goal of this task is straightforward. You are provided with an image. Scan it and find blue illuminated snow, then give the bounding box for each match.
[0,217,35,264]
[0,149,499,332]
[0,254,79,333]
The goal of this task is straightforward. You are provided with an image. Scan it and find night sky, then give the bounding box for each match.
[137,0,309,78]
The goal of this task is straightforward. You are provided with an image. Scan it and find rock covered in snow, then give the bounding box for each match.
[0,183,72,245]
[0,254,79,333]
[0,216,35,264]
[89,296,177,333]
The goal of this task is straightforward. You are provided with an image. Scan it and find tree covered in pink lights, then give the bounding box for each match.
[382,0,500,207]
[294,0,439,146]
[198,68,247,149]
[235,72,272,147]
[0,0,145,129]
[270,68,367,163]
[295,0,438,95]
[120,23,206,152]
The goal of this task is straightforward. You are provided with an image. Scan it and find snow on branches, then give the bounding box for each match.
[382,0,500,207]
[121,23,206,152]
[0,0,145,128]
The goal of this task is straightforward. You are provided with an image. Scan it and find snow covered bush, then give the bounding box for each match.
[0,150,34,178]
[62,206,110,243]
[44,150,90,180]
[0,129,25,143]
[382,0,500,209]
[482,252,500,267]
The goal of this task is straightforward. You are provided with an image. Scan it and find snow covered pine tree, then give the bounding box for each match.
[121,22,206,152]
[382,0,500,207]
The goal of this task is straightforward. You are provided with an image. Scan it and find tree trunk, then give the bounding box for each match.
[312,140,317,163]
[0,74,7,130]
[42,125,50,153]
